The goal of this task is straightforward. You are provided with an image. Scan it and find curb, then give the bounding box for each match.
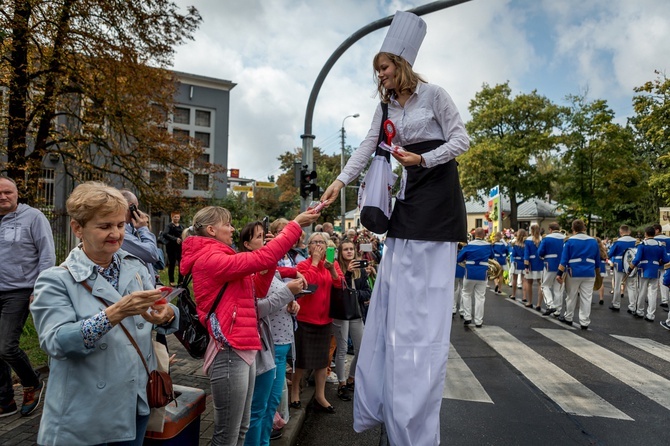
[277,384,315,446]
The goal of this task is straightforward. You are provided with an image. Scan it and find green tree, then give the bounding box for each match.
[460,82,564,229]
[554,95,647,233]
[631,72,670,217]
[276,147,358,228]
[0,0,203,206]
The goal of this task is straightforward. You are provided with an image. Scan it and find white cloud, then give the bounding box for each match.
[170,0,670,181]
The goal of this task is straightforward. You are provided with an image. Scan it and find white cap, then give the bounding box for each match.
[379,11,427,66]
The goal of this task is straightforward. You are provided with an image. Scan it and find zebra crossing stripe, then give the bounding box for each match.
[535,328,670,412]
[444,344,493,403]
[476,326,631,420]
[611,335,670,364]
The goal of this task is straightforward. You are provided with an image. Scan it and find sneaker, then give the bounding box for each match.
[660,303,669,308]
[326,372,339,384]
[0,399,18,418]
[21,382,44,417]
[660,321,670,331]
[270,428,283,440]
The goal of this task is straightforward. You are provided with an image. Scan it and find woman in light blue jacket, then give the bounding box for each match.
[31,182,179,446]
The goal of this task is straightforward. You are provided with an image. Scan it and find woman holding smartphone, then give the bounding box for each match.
[333,239,372,402]
[291,232,344,413]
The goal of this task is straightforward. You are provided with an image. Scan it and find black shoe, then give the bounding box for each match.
[270,428,283,440]
[661,303,669,308]
[475,324,482,328]
[634,313,644,319]
[535,306,542,312]
[509,296,516,300]
[609,306,620,312]
[522,299,528,303]
[345,381,355,392]
[314,401,336,414]
[644,317,654,322]
[543,308,555,316]
[289,401,301,409]
[558,316,573,326]
[337,385,352,401]
[599,300,604,305]
[459,313,464,319]
[581,325,589,330]
[665,307,670,312]
[464,319,472,326]
[627,309,634,314]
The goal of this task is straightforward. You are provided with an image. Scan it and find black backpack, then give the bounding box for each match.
[172,274,209,359]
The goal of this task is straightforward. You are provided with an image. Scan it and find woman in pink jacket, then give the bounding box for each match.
[180,206,319,446]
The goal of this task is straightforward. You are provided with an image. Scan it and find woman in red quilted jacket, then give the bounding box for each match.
[290,232,344,414]
[180,206,319,446]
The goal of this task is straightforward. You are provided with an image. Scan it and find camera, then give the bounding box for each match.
[358,260,369,268]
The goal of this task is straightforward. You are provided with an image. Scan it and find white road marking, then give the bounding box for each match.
[536,328,670,413]
[612,335,670,364]
[476,326,631,420]
[444,344,493,403]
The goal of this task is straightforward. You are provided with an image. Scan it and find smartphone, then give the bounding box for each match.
[262,216,269,244]
[359,243,373,253]
[296,284,318,298]
[326,246,335,263]
[358,260,369,268]
[129,203,140,220]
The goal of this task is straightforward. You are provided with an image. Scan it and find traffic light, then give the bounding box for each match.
[299,167,318,199]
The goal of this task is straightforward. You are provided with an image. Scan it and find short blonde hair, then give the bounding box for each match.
[66,182,127,226]
[182,206,232,240]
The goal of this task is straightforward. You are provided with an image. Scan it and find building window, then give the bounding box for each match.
[173,107,190,124]
[150,171,167,187]
[193,174,209,191]
[172,172,189,190]
[475,218,483,228]
[194,131,210,148]
[173,128,190,144]
[38,168,55,208]
[195,110,211,127]
[195,153,210,169]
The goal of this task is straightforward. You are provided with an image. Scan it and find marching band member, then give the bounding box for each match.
[509,229,527,300]
[556,219,600,329]
[492,232,508,294]
[607,225,637,312]
[453,243,466,318]
[653,224,670,310]
[630,226,668,322]
[537,222,565,316]
[523,224,543,310]
[457,228,494,327]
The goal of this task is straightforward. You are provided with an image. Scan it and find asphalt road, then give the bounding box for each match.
[296,278,670,445]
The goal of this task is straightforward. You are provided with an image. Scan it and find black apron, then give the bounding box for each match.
[387,140,467,243]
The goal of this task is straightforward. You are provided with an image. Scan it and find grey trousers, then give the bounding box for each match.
[333,318,364,382]
[209,348,256,446]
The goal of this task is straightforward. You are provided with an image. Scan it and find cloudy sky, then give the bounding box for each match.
[171,0,670,182]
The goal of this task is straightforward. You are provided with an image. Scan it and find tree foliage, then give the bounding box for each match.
[554,95,647,233]
[460,82,564,229]
[0,0,203,206]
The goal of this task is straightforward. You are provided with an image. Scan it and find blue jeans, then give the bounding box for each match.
[244,367,275,446]
[261,344,291,446]
[0,289,40,403]
[210,347,256,446]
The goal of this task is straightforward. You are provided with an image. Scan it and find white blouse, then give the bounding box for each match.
[336,82,469,186]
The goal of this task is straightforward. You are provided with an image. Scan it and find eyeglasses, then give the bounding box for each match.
[310,240,326,245]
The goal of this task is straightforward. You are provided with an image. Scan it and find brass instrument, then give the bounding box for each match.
[594,273,603,290]
[487,259,503,280]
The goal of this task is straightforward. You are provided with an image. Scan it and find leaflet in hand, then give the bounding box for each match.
[378,142,405,155]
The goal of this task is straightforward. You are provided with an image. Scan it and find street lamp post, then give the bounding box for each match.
[340,113,359,234]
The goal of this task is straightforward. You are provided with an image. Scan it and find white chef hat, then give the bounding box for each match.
[379,11,427,66]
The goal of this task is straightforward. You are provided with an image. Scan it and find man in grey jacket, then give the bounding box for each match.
[119,189,161,286]
[0,176,55,417]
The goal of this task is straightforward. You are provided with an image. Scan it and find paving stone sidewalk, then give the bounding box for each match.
[1,336,312,445]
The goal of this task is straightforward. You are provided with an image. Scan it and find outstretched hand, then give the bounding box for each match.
[321,180,344,204]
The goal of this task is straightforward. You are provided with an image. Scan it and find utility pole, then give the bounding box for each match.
[300,0,474,212]
[340,113,359,234]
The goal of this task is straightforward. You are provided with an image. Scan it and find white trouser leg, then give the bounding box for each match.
[577,277,595,327]
[541,270,558,309]
[637,278,650,317]
[453,278,463,314]
[473,280,487,326]
[461,278,476,322]
[553,280,565,314]
[627,276,639,312]
[647,279,659,320]
[564,276,581,322]
[660,277,668,304]
[612,271,624,308]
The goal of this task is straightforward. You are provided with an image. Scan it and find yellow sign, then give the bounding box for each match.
[255,181,276,188]
[233,185,253,192]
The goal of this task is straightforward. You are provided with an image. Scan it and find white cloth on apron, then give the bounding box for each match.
[354,238,456,446]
